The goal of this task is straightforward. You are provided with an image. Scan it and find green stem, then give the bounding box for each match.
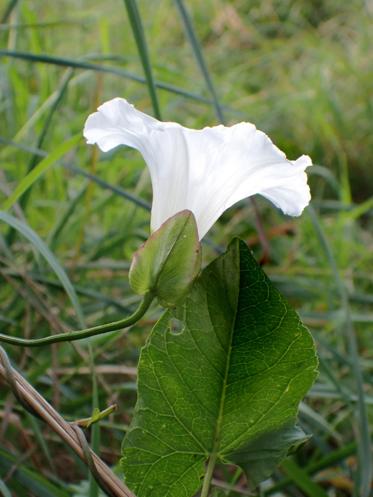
[0,292,153,347]
[200,452,218,497]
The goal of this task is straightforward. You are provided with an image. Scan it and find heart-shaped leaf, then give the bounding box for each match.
[122,239,318,496]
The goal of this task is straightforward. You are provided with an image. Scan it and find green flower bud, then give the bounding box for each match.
[129,210,201,307]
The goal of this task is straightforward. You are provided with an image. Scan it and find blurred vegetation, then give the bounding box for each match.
[0,0,372,496]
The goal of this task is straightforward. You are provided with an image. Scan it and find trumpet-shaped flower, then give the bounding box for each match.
[84,98,312,239]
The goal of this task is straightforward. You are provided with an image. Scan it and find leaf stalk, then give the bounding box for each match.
[200,452,218,497]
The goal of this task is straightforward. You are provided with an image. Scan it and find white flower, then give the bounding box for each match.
[84,98,312,239]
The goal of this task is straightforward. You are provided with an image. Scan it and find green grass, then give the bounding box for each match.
[0,1,372,496]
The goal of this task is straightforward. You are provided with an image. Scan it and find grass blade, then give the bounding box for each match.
[0,50,233,107]
[64,163,151,210]
[0,211,84,326]
[1,0,18,24]
[123,0,161,118]
[4,69,72,245]
[346,196,373,221]
[281,458,329,497]
[26,414,57,474]
[47,185,86,250]
[21,69,73,204]
[174,0,224,122]
[265,442,357,495]
[308,205,372,497]
[0,447,69,497]
[2,134,80,211]
[0,136,47,157]
[0,478,12,497]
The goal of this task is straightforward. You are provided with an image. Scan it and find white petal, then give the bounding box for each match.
[84,98,312,239]
[83,97,160,153]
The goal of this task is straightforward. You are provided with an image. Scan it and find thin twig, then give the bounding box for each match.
[0,346,135,497]
[212,478,253,496]
[50,365,137,377]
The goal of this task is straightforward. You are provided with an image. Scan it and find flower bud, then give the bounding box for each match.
[129,210,201,307]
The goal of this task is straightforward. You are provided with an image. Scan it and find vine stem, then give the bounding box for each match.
[0,346,135,497]
[200,452,218,497]
[0,292,153,347]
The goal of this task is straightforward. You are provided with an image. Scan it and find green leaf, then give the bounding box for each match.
[121,239,318,496]
[228,424,309,485]
[129,210,201,307]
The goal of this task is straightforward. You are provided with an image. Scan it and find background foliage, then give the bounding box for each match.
[0,0,372,496]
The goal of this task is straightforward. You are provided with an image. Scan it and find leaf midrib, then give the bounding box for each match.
[206,250,241,463]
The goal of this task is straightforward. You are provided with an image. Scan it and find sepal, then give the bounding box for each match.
[129,210,201,307]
